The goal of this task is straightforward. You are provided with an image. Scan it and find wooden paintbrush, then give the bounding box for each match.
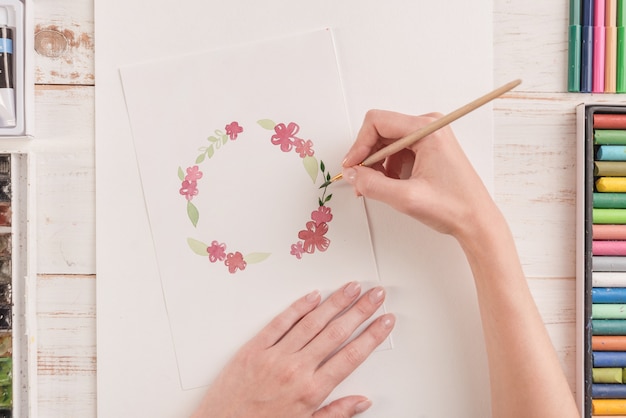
[321,78,522,188]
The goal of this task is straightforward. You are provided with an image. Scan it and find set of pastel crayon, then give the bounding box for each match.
[576,104,626,416]
[569,0,626,93]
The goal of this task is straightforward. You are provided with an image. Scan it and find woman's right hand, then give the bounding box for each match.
[341,109,499,240]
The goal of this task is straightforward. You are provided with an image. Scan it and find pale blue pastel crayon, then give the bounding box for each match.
[598,145,626,161]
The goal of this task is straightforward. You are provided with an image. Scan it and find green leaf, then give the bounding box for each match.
[195,153,206,164]
[187,238,209,256]
[187,201,200,227]
[207,145,215,158]
[320,160,326,172]
[319,198,323,206]
[326,173,331,181]
[303,155,318,183]
[325,194,333,203]
[208,135,219,143]
[257,119,276,130]
[222,134,229,145]
[244,252,271,264]
[178,167,185,181]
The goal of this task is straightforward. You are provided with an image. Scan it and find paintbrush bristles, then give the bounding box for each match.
[328,78,522,185]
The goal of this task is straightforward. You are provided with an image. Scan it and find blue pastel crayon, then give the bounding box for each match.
[594,351,626,367]
[597,145,626,161]
[594,287,626,303]
[581,0,595,91]
[593,383,626,398]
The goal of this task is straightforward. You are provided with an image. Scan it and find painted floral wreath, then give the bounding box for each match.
[178,119,335,274]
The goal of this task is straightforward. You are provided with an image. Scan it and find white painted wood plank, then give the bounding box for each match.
[33,0,94,85]
[37,275,96,417]
[34,85,95,275]
[494,0,569,92]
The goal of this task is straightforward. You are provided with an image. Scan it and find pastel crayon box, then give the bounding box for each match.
[576,104,626,417]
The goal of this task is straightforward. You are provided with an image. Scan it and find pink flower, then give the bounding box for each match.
[294,138,314,158]
[225,121,243,140]
[185,166,203,182]
[179,180,199,201]
[311,206,333,225]
[298,221,330,254]
[271,122,300,152]
[290,242,305,259]
[225,252,247,273]
[207,241,227,263]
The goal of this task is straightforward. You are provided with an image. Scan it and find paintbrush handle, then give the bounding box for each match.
[360,79,522,167]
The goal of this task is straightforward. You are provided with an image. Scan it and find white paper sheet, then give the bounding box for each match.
[120,30,383,390]
[96,1,494,416]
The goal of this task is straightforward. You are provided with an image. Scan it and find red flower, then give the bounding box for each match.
[298,221,330,254]
[271,122,300,152]
[311,206,332,225]
[290,242,305,259]
[179,180,199,201]
[225,121,243,140]
[207,241,227,263]
[294,138,314,158]
[225,252,246,273]
[185,165,203,182]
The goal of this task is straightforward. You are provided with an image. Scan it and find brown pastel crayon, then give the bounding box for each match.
[596,161,626,176]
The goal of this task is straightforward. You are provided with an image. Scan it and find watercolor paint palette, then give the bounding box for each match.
[0,151,36,418]
[576,104,626,417]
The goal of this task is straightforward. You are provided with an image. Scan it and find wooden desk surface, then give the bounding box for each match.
[33,0,600,415]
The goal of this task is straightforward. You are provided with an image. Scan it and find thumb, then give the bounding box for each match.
[343,166,414,212]
[313,396,372,417]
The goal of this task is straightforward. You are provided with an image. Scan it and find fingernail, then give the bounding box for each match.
[355,399,372,413]
[368,286,385,304]
[344,281,361,298]
[382,314,395,329]
[306,290,320,303]
[343,167,357,184]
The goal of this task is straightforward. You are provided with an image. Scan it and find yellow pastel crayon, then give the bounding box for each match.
[597,177,626,192]
[593,398,626,414]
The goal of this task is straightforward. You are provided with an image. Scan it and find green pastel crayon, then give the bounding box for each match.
[593,367,625,383]
[594,192,626,208]
[618,0,626,92]
[594,304,626,319]
[594,208,626,223]
[595,129,626,144]
[593,319,626,334]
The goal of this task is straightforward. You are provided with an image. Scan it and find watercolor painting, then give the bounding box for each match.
[178,119,337,273]
[119,30,385,389]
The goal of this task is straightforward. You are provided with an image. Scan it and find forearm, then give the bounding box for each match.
[457,206,579,418]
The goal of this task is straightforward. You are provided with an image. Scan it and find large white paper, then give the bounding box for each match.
[120,30,383,390]
[96,1,494,417]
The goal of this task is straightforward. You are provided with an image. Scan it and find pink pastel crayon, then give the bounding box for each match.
[594,0,607,92]
[594,240,626,255]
